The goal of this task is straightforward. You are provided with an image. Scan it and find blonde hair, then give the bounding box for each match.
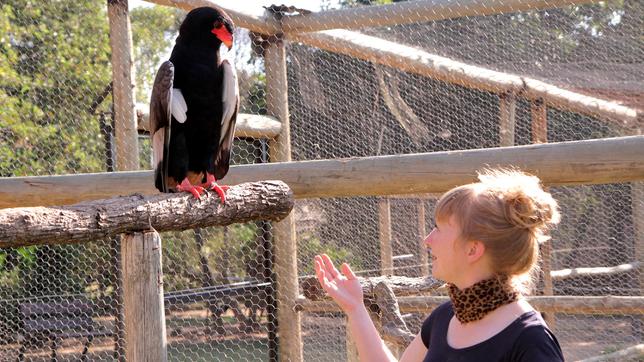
[435,168,560,293]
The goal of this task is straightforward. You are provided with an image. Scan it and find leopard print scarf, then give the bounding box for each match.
[448,275,519,324]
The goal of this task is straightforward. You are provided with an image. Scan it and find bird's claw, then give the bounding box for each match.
[201,174,229,204]
[177,178,205,199]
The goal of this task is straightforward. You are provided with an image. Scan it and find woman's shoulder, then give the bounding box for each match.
[508,311,564,361]
[420,301,453,348]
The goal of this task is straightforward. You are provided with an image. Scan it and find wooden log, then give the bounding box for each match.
[287,30,639,124]
[107,0,139,171]
[280,0,598,33]
[379,198,393,276]
[499,92,516,147]
[122,230,167,362]
[579,344,644,362]
[0,181,293,248]
[265,34,303,362]
[300,275,444,301]
[136,107,282,139]
[551,262,641,281]
[2,136,644,208]
[296,295,644,315]
[143,0,280,35]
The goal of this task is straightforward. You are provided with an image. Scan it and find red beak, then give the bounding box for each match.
[212,27,233,49]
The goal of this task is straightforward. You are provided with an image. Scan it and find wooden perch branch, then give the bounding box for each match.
[0,181,293,248]
[300,275,444,301]
[288,30,639,124]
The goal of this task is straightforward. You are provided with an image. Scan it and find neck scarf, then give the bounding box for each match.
[448,275,519,324]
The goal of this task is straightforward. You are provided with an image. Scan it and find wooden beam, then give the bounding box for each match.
[107,0,139,171]
[551,262,640,281]
[287,30,639,124]
[0,181,293,248]
[280,0,598,33]
[1,136,643,208]
[136,106,282,139]
[296,295,644,315]
[122,230,167,362]
[143,0,280,35]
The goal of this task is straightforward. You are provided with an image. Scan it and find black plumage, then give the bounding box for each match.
[149,6,239,201]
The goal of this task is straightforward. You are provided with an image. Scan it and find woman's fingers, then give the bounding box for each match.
[320,253,340,280]
[314,258,328,286]
[341,263,357,280]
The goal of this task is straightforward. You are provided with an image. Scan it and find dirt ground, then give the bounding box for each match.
[1,310,641,361]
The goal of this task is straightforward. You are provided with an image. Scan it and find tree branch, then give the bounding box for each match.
[0,181,293,248]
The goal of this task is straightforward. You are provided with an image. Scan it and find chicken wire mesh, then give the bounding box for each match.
[0,1,642,362]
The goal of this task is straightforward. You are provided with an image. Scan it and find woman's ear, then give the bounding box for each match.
[466,240,486,263]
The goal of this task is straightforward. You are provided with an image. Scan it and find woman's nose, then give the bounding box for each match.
[424,229,435,247]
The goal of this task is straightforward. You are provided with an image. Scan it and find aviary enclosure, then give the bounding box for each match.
[0,0,642,361]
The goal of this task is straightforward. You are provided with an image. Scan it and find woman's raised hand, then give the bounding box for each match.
[314,254,364,314]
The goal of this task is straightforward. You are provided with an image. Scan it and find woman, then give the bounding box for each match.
[314,168,565,361]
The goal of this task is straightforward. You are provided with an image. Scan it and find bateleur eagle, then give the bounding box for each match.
[150,6,239,202]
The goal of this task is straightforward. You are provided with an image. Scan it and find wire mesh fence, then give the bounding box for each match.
[0,0,642,361]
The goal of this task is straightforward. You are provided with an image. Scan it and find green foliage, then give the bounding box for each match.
[162,223,260,292]
[297,232,362,276]
[130,6,183,102]
[0,0,111,177]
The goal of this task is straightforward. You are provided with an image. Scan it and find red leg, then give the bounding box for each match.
[176,177,205,199]
[201,173,229,204]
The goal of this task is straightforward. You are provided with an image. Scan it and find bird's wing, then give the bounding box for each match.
[213,58,239,180]
[150,61,174,192]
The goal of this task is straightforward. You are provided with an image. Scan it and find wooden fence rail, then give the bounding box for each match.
[2,136,643,209]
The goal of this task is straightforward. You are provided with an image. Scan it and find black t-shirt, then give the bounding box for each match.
[421,302,564,362]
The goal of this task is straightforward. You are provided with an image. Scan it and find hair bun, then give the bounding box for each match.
[478,168,561,233]
[504,191,558,231]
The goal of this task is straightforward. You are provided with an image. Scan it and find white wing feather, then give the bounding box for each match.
[220,59,238,144]
[171,88,188,124]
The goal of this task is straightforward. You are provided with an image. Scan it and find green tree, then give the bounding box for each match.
[0,0,112,177]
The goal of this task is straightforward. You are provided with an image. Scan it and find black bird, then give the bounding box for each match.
[149,6,238,202]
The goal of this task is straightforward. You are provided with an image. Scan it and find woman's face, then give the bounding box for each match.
[424,215,467,283]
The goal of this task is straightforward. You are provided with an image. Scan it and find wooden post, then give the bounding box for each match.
[107,4,137,359]
[417,200,429,276]
[499,92,516,147]
[265,34,303,361]
[633,182,643,338]
[107,0,139,171]
[531,98,554,328]
[380,198,393,276]
[122,230,167,362]
[531,99,548,144]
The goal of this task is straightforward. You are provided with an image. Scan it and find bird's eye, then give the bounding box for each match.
[213,21,223,29]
